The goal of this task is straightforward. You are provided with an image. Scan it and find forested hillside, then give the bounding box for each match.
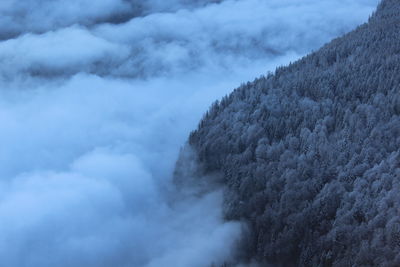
[176,0,400,265]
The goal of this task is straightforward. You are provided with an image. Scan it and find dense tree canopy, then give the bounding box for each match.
[176,0,400,265]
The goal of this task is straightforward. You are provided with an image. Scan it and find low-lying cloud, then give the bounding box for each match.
[0,0,220,39]
[0,0,379,266]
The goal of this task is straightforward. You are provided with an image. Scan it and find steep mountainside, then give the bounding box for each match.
[175,0,400,265]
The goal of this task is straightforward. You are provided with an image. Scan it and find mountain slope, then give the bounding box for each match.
[175,0,400,265]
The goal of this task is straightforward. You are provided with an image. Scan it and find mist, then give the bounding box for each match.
[0,0,379,266]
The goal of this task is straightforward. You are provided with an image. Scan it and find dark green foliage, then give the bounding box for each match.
[176,0,400,265]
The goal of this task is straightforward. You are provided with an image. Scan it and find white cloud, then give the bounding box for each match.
[0,0,130,37]
[0,27,130,77]
[0,0,221,39]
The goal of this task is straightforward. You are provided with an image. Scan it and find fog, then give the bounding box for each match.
[0,0,379,266]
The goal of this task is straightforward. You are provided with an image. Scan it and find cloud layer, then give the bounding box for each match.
[0,0,379,266]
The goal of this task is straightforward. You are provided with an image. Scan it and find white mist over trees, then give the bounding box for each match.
[0,0,379,266]
[182,0,400,265]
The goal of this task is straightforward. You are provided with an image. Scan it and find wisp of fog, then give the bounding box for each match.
[0,0,378,266]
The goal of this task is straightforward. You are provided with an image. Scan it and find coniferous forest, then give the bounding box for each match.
[176,0,400,265]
